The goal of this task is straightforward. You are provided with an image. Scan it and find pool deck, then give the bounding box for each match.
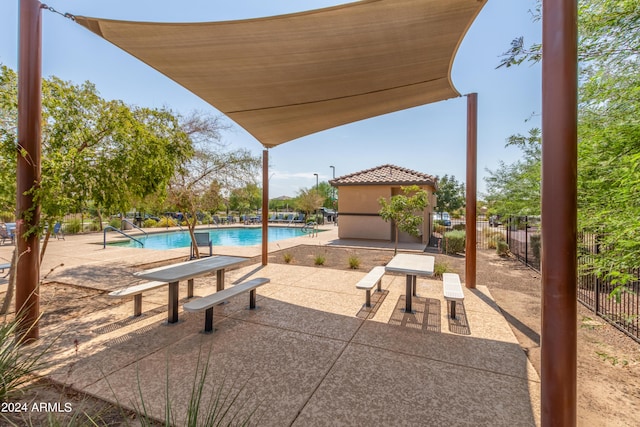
[0,224,540,426]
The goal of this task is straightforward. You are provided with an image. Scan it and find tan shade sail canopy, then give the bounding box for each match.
[75,0,486,148]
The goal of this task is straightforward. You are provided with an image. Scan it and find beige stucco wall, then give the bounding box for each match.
[336,184,435,243]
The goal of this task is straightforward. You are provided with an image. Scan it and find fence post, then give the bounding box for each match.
[525,215,529,267]
[595,233,600,314]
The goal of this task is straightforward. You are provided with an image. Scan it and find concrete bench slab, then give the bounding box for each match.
[109,281,168,317]
[356,266,385,308]
[443,273,464,319]
[184,277,270,333]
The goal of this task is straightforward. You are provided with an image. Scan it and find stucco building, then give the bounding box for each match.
[329,164,437,244]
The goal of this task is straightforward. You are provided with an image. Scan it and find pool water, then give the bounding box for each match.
[108,227,317,249]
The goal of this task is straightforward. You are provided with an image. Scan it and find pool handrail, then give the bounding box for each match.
[103,226,144,248]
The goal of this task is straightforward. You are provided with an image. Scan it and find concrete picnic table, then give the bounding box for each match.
[385,253,435,313]
[134,255,248,323]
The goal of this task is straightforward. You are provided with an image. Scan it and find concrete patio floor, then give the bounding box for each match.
[1,225,540,426]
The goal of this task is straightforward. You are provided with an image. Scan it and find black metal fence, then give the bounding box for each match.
[472,215,541,271]
[577,231,640,343]
[439,218,639,343]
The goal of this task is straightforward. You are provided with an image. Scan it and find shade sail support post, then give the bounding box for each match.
[16,0,43,342]
[541,0,578,425]
[465,93,477,289]
[262,149,269,266]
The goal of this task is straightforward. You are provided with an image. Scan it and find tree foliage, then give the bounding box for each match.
[229,183,262,215]
[378,185,429,255]
[0,65,192,247]
[295,188,324,217]
[435,175,465,215]
[496,0,640,284]
[166,111,261,257]
[484,128,541,216]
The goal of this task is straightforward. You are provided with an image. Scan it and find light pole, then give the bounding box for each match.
[329,166,336,217]
[313,173,319,224]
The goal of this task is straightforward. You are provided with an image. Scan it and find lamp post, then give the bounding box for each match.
[329,165,336,216]
[313,173,319,224]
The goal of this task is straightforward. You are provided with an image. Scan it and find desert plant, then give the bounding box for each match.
[443,230,465,255]
[124,346,260,426]
[0,315,51,402]
[143,218,157,228]
[531,234,541,260]
[348,255,360,269]
[65,218,82,234]
[496,240,509,256]
[88,219,102,232]
[433,224,446,235]
[433,261,448,278]
[157,217,176,228]
[484,229,506,249]
[283,253,293,264]
[314,254,326,266]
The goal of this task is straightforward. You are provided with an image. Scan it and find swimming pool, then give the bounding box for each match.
[108,227,317,249]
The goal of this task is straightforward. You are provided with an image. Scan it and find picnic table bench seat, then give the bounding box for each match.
[109,280,169,317]
[356,266,385,308]
[184,277,270,333]
[442,273,465,319]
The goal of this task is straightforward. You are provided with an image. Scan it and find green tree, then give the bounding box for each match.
[484,128,541,216]
[166,112,261,257]
[316,181,334,208]
[435,175,465,215]
[229,183,262,216]
[295,188,324,220]
[378,185,429,255]
[498,0,640,287]
[0,65,191,253]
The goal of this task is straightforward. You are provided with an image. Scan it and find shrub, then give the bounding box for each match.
[0,315,50,401]
[483,229,506,249]
[433,261,448,278]
[283,253,293,264]
[452,223,466,231]
[496,240,509,256]
[443,230,465,255]
[348,255,360,269]
[143,218,157,228]
[531,234,541,260]
[0,212,15,222]
[200,212,212,225]
[157,217,176,227]
[314,254,326,266]
[108,218,121,229]
[433,224,446,235]
[65,218,82,234]
[88,219,102,232]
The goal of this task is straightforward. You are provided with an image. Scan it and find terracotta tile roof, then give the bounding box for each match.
[329,164,436,187]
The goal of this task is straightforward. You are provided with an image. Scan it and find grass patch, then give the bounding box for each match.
[348,255,360,269]
[433,262,448,278]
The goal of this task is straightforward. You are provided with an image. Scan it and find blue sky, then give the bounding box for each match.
[1,0,541,198]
